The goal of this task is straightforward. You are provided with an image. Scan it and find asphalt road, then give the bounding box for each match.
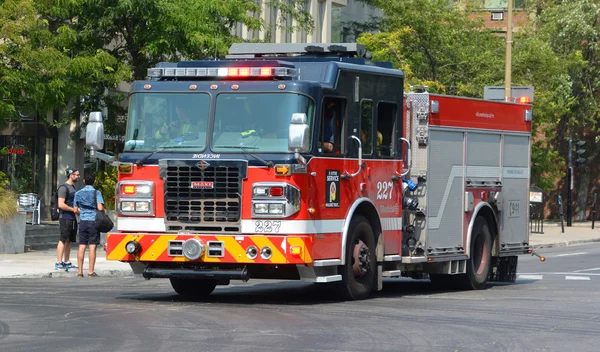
[1,243,599,352]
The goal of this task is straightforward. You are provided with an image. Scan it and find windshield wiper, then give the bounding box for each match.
[215,145,273,168]
[136,146,166,167]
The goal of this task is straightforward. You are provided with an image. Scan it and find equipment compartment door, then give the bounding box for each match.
[426,129,465,251]
[501,135,530,245]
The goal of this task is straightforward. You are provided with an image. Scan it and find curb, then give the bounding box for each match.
[531,237,600,249]
[9,269,134,279]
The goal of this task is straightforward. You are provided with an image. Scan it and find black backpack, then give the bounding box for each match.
[50,185,66,221]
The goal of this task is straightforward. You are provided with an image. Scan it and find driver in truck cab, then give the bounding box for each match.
[155,105,202,140]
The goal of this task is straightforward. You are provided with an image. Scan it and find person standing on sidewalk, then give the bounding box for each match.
[74,173,104,278]
[56,168,80,270]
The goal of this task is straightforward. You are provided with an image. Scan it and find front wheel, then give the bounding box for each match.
[169,278,218,297]
[337,215,376,300]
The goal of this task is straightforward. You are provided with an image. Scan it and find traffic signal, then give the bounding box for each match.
[575,140,587,165]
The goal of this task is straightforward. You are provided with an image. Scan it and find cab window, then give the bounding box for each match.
[319,97,345,155]
[376,102,397,158]
[360,100,374,156]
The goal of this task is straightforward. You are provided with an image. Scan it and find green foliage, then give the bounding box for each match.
[0,171,9,190]
[94,166,118,210]
[0,0,131,129]
[59,0,313,80]
[357,0,505,95]
[0,188,18,221]
[1,0,313,129]
[356,0,582,192]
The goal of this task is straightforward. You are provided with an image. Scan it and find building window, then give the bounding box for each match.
[341,26,351,43]
[481,0,526,10]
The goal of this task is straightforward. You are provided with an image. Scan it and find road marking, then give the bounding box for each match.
[565,276,591,281]
[555,252,587,257]
[517,274,543,280]
[519,272,600,276]
[574,267,600,273]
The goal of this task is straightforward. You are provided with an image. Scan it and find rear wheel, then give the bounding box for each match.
[458,216,492,290]
[169,278,218,297]
[338,216,376,300]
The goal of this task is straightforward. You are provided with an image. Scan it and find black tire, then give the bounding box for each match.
[458,216,492,290]
[338,215,376,300]
[169,278,218,297]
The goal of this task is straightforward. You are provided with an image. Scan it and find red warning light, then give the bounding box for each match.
[517,96,531,104]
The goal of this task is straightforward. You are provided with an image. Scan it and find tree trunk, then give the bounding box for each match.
[574,164,591,221]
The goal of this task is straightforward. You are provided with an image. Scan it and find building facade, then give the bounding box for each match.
[232,0,381,44]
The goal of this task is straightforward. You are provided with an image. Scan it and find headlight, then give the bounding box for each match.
[253,186,269,197]
[135,201,149,212]
[269,203,284,214]
[254,203,269,214]
[121,201,135,211]
[136,185,152,195]
[252,182,301,218]
[117,181,155,216]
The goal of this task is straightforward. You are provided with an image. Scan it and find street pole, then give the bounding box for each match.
[504,0,513,102]
[567,137,572,227]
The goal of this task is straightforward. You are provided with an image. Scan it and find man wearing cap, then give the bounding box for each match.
[56,168,80,270]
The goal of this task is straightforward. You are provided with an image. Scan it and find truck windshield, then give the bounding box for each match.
[212,93,314,153]
[124,93,210,152]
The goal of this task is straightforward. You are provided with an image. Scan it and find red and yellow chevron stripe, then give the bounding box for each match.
[106,233,313,264]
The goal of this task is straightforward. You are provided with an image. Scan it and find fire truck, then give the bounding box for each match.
[85,43,534,300]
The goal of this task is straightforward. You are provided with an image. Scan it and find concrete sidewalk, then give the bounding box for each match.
[0,247,133,279]
[1,221,599,279]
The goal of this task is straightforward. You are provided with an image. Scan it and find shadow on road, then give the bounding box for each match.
[116,276,535,305]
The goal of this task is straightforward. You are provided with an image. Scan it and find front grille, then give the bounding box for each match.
[161,160,247,233]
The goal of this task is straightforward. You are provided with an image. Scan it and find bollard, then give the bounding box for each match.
[593,191,598,230]
[558,195,564,234]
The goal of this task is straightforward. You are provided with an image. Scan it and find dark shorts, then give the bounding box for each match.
[59,219,77,243]
[79,221,100,246]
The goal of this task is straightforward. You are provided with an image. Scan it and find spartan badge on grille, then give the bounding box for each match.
[196,160,210,169]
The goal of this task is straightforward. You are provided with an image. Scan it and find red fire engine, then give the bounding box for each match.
[85,43,533,300]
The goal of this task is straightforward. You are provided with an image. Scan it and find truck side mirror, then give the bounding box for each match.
[86,111,105,151]
[288,113,310,153]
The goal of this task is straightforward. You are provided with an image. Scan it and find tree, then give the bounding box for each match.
[0,0,130,129]
[52,0,314,80]
[355,0,568,197]
[2,0,313,130]
[528,0,600,220]
[357,0,506,96]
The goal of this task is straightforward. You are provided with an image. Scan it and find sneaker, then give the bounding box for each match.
[64,262,77,269]
[54,262,66,270]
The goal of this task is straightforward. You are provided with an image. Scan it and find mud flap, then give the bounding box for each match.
[377,232,384,291]
[488,256,518,283]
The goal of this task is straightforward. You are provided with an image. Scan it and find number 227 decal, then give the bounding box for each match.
[255,220,282,233]
[376,181,393,200]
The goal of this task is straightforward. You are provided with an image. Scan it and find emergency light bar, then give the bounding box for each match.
[147,66,297,79]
